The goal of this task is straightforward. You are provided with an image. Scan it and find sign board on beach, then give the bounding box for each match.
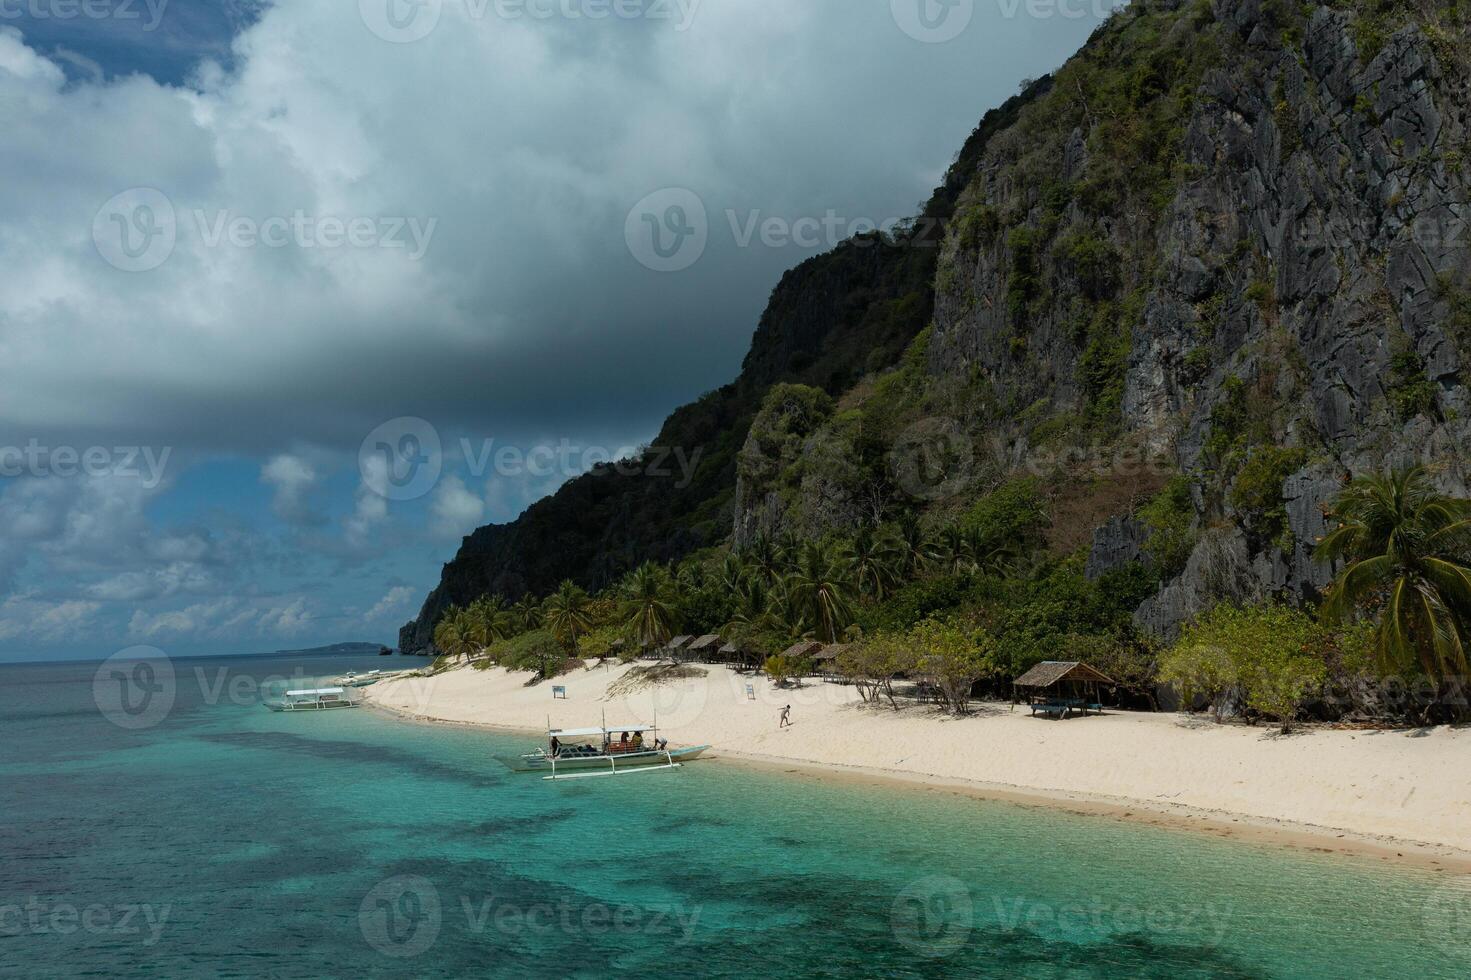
[746,684,755,701]
[552,686,567,700]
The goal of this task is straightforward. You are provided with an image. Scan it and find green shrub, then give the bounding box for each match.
[1162,603,1339,731]
[1388,348,1438,421]
[1230,446,1307,550]
[1005,226,1040,327]
[1059,230,1120,300]
[961,479,1050,555]
[1138,476,1198,578]
[953,204,1000,251]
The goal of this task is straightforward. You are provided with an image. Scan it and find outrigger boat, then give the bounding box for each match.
[333,670,384,688]
[498,723,709,780]
[262,687,360,712]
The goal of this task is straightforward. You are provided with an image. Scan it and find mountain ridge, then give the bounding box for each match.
[403,0,1471,653]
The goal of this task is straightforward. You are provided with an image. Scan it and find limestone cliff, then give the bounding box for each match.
[405,0,1471,651]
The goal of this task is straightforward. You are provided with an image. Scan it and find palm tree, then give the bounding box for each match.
[622,562,679,651]
[467,595,514,649]
[716,552,748,594]
[745,534,784,585]
[676,559,707,593]
[844,526,899,600]
[776,530,804,569]
[1318,466,1471,680]
[543,580,594,653]
[432,606,478,661]
[512,595,544,632]
[934,524,971,576]
[785,543,854,643]
[967,525,1022,578]
[893,515,932,581]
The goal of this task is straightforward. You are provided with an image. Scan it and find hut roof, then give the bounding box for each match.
[780,640,825,660]
[687,634,723,652]
[666,635,695,649]
[813,643,850,662]
[718,641,743,655]
[1014,661,1116,688]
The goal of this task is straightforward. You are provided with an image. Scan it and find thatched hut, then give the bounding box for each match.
[686,634,723,662]
[779,640,824,661]
[1013,662,1116,719]
[813,643,850,678]
[719,640,761,669]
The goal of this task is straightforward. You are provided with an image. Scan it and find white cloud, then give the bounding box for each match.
[366,585,416,621]
[0,6,1104,455]
[429,475,485,540]
[84,562,216,602]
[0,594,102,643]
[257,597,311,636]
[127,597,243,640]
[344,469,391,549]
[126,594,313,641]
[261,454,322,525]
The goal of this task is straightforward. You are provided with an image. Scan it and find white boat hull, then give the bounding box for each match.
[498,745,708,775]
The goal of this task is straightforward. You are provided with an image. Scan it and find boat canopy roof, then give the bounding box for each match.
[549,725,654,738]
[287,688,345,697]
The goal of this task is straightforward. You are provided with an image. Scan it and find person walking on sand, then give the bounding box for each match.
[779,705,791,728]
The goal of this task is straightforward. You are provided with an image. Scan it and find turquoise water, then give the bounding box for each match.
[3,654,1469,978]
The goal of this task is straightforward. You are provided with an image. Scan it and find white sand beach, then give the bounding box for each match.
[366,661,1471,867]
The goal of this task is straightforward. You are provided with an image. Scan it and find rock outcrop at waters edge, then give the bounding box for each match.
[404,0,1471,652]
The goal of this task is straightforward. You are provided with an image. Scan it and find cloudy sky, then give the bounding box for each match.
[0,0,1113,661]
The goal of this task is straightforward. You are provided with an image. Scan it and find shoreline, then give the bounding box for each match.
[362,693,1471,874]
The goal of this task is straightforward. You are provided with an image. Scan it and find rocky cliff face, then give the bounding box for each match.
[397,84,1044,652]
[407,0,1471,652]
[732,0,1471,634]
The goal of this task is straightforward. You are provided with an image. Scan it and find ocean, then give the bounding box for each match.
[2,651,1468,978]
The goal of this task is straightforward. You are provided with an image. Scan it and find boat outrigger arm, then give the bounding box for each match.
[545,739,683,781]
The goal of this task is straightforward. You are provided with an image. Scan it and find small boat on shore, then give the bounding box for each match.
[263,688,360,712]
[498,724,708,780]
[334,670,385,688]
